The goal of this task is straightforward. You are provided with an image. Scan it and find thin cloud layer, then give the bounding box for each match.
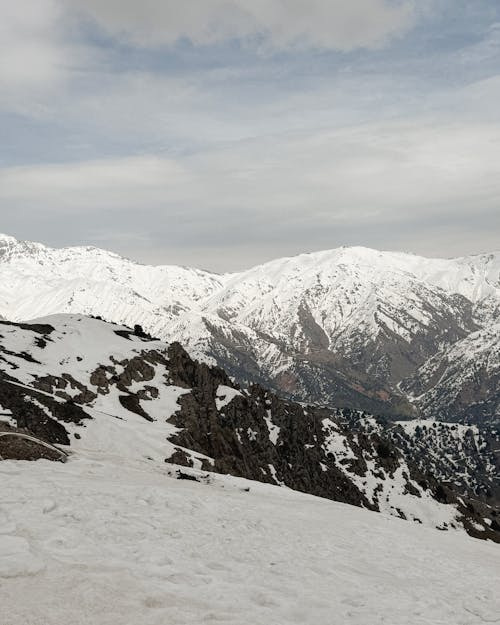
[1,118,498,269]
[68,0,417,50]
[2,120,498,217]
[0,1,499,269]
[0,0,64,90]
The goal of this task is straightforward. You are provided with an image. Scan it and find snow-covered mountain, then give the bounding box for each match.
[0,233,223,330]
[1,314,498,539]
[401,323,500,422]
[0,233,499,422]
[1,313,500,625]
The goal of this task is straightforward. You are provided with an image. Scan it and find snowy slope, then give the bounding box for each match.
[0,314,200,466]
[347,413,500,502]
[402,323,500,422]
[0,233,499,419]
[1,314,497,538]
[1,454,500,625]
[0,233,223,335]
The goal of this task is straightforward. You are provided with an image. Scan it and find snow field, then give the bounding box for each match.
[1,453,499,625]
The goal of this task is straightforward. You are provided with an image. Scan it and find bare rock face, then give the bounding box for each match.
[0,424,67,462]
[33,373,98,404]
[0,374,86,445]
[166,345,375,509]
[164,342,500,541]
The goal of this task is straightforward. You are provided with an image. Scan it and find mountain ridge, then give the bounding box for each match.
[1,313,498,541]
[0,233,498,422]
[2,231,499,275]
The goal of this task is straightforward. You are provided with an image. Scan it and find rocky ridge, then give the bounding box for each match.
[0,314,498,542]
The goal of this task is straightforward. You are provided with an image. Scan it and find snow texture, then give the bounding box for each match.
[0,453,499,625]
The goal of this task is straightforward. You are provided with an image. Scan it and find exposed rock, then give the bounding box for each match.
[0,424,66,462]
[0,315,498,542]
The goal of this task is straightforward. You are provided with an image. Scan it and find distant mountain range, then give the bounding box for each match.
[1,233,498,423]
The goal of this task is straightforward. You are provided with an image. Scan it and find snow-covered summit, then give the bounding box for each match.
[0,234,498,420]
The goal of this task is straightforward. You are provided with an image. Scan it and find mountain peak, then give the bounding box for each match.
[0,233,19,244]
[0,231,498,423]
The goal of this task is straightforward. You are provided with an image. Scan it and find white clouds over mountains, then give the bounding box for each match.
[2,119,499,269]
[0,1,499,268]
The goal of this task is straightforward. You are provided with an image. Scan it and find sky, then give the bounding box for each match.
[1,0,499,271]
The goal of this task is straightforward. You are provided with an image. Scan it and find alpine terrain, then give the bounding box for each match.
[1,242,499,624]
[0,233,498,424]
[2,450,499,625]
[0,314,499,625]
[4,0,500,621]
[0,314,498,538]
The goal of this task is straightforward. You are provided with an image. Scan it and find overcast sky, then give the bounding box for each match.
[1,0,499,271]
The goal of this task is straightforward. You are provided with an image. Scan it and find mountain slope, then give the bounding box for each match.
[0,314,498,540]
[402,323,500,423]
[0,233,499,421]
[0,233,223,332]
[190,247,498,417]
[2,454,500,625]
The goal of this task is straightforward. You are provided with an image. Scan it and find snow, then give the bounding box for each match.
[1,309,499,623]
[406,323,500,418]
[0,313,191,425]
[0,404,15,426]
[354,462,458,529]
[267,463,283,485]
[264,410,280,445]
[0,312,493,534]
[247,427,258,441]
[1,453,499,625]
[0,236,499,427]
[396,420,479,440]
[322,418,356,461]
[0,535,46,579]
[0,234,498,390]
[0,314,165,384]
[215,385,242,410]
[320,416,464,529]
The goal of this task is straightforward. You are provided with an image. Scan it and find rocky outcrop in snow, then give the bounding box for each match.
[0,314,498,541]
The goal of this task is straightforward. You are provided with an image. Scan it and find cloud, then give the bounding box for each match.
[68,0,417,51]
[0,156,187,209]
[0,0,66,91]
[0,0,96,113]
[1,1,499,269]
[2,119,498,216]
[1,118,498,269]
